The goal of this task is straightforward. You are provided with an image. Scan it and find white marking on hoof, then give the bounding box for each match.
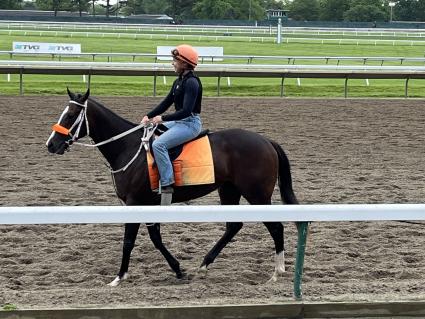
[267,251,285,283]
[198,265,208,274]
[107,273,128,287]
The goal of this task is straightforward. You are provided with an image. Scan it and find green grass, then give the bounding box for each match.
[2,304,17,311]
[1,29,425,97]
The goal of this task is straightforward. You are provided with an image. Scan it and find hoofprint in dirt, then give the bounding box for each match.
[0,96,424,308]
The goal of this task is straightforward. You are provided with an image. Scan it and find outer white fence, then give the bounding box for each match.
[0,204,424,224]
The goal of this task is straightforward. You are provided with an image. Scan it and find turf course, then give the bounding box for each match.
[1,26,425,97]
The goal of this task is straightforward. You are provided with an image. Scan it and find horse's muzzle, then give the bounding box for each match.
[47,141,68,155]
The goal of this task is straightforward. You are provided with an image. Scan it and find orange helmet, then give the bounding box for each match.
[171,44,198,68]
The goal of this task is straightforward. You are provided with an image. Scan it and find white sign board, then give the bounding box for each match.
[157,46,223,62]
[13,42,81,54]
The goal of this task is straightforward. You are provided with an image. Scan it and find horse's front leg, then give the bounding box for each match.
[199,222,243,273]
[108,223,140,287]
[147,223,183,278]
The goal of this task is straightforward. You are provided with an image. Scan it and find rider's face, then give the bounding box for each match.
[172,58,186,74]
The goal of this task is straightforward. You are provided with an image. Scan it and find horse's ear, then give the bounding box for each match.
[67,87,76,100]
[81,88,90,102]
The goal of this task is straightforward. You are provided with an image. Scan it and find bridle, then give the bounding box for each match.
[51,99,157,174]
[51,100,89,147]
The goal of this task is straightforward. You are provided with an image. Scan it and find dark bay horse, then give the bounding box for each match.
[46,89,298,286]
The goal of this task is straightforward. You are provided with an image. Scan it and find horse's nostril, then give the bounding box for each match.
[47,142,56,153]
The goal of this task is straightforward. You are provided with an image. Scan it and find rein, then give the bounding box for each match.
[51,99,157,174]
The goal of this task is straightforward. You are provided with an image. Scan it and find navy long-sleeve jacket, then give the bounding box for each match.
[147,71,202,122]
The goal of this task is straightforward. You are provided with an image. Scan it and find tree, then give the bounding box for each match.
[89,0,97,16]
[70,0,90,16]
[35,0,72,15]
[23,1,37,9]
[144,0,170,14]
[343,4,386,22]
[396,0,425,22]
[261,0,287,10]
[101,0,112,17]
[319,0,350,21]
[289,0,320,21]
[0,0,23,9]
[167,0,195,21]
[193,0,235,19]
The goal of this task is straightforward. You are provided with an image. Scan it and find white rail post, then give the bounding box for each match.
[277,18,282,44]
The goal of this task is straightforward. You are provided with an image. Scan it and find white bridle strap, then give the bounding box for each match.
[62,100,158,174]
[110,124,157,174]
[74,123,146,148]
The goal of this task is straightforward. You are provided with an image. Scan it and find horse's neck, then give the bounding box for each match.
[86,100,143,167]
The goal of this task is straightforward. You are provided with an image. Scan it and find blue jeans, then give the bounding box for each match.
[152,115,202,187]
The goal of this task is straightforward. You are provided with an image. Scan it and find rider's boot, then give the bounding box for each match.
[160,185,174,206]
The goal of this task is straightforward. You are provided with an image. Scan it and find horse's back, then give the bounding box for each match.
[208,129,278,189]
[209,128,276,153]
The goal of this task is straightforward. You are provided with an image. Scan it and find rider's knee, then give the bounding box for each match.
[152,139,166,151]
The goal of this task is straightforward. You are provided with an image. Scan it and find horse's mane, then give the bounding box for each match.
[85,95,137,128]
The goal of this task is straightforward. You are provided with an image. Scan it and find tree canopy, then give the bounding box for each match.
[4,0,425,22]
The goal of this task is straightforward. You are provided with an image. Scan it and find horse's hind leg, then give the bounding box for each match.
[245,195,285,282]
[264,222,286,282]
[199,183,242,272]
[147,223,183,278]
[108,223,140,287]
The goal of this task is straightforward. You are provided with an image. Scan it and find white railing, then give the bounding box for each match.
[3,28,425,46]
[0,204,423,300]
[3,21,425,38]
[0,204,424,224]
[2,50,425,66]
[1,61,425,97]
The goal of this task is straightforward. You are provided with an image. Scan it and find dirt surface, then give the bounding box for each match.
[0,96,424,309]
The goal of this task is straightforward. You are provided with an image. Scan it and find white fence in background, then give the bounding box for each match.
[157,46,224,62]
[1,60,425,97]
[3,21,425,38]
[3,29,425,46]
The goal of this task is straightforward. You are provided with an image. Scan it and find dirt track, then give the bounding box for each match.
[0,96,424,308]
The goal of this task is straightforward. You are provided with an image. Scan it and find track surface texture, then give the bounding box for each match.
[0,96,424,308]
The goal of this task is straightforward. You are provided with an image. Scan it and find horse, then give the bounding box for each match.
[46,88,299,286]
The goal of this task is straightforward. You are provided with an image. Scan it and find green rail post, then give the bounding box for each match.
[344,77,348,98]
[405,77,409,98]
[294,221,309,300]
[87,72,91,90]
[19,67,23,96]
[280,77,285,97]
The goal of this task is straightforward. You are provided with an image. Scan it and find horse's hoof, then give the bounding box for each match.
[198,265,208,274]
[266,275,278,284]
[107,273,128,287]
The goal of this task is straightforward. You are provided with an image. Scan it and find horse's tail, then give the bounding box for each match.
[269,140,299,205]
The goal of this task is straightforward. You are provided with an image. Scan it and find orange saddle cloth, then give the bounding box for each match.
[147,135,215,190]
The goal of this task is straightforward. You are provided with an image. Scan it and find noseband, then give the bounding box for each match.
[51,99,157,173]
[52,100,89,147]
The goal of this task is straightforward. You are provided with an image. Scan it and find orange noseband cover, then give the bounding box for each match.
[52,124,70,136]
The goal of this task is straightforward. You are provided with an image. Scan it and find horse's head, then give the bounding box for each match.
[46,88,90,154]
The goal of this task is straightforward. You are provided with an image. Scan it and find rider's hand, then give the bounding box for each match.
[141,115,149,125]
[152,115,163,124]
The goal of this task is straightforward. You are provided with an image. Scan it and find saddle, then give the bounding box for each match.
[149,124,210,162]
[147,124,215,190]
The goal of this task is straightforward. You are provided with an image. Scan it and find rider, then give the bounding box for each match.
[141,44,203,205]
